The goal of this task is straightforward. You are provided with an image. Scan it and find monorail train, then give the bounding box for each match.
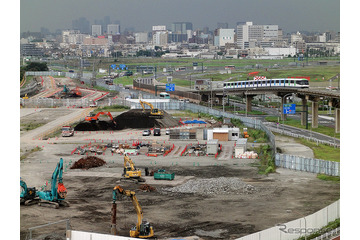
[223,78,309,89]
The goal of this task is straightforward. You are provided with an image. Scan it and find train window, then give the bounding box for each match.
[276,80,279,84]
[231,82,234,87]
[290,80,294,84]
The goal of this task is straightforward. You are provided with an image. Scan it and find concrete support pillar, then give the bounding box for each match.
[280,97,287,121]
[335,108,340,133]
[246,95,254,113]
[301,98,307,126]
[311,98,319,128]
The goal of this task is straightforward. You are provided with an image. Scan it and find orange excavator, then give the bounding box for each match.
[85,111,116,125]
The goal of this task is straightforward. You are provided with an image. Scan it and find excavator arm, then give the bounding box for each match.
[124,155,135,171]
[85,111,116,124]
[112,185,153,238]
[139,100,164,118]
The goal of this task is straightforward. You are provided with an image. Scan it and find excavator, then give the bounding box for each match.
[111,185,154,238]
[20,178,38,206]
[139,100,164,119]
[85,111,117,125]
[122,154,145,183]
[36,158,70,209]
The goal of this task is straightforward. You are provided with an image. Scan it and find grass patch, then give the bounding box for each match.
[296,138,340,162]
[95,105,130,113]
[20,146,43,161]
[21,123,45,131]
[317,174,340,182]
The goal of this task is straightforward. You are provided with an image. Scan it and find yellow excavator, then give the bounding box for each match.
[123,154,145,182]
[111,185,154,238]
[139,100,164,119]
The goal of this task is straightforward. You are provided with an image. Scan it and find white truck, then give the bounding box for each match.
[61,126,74,137]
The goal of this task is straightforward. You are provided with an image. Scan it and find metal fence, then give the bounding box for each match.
[275,154,340,176]
[235,200,340,240]
[184,103,277,151]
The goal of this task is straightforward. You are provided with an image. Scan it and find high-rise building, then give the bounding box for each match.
[236,22,279,49]
[72,17,90,34]
[171,22,193,34]
[214,29,235,47]
[107,24,120,34]
[92,25,102,36]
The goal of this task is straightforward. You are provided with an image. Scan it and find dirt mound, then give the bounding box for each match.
[74,109,180,131]
[70,156,106,169]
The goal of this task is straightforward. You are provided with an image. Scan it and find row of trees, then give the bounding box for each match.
[20,62,48,82]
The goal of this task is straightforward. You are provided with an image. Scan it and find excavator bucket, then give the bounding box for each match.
[57,183,67,199]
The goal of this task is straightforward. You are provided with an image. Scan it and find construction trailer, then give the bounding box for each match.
[206,127,240,141]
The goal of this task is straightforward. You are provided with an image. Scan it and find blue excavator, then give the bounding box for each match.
[20,158,70,209]
[20,178,38,206]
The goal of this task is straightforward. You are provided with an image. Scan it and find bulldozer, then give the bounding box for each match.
[139,100,164,119]
[111,185,154,238]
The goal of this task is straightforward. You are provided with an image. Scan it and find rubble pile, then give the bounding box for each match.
[139,184,156,192]
[165,177,256,195]
[70,156,106,169]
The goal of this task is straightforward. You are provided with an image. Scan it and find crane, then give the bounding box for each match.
[85,111,116,125]
[36,158,70,208]
[123,154,145,183]
[111,185,154,238]
[139,100,164,119]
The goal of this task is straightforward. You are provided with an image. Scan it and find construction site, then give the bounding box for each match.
[20,75,340,240]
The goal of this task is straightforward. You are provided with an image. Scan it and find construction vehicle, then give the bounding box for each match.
[139,100,164,119]
[36,158,70,208]
[85,111,116,125]
[20,178,38,206]
[22,93,29,99]
[122,154,145,182]
[111,185,154,238]
[61,126,74,137]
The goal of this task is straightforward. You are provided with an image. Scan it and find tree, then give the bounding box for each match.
[20,62,49,82]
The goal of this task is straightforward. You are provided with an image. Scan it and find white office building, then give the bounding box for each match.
[236,22,279,49]
[92,25,102,36]
[214,29,235,47]
[107,24,120,34]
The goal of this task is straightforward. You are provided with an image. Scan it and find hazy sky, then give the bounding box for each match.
[20,0,340,33]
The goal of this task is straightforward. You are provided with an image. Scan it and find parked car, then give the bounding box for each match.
[154,128,161,136]
[142,130,151,136]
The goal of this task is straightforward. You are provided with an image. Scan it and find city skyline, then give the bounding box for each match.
[20,0,340,34]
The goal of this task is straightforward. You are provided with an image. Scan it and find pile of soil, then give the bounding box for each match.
[70,156,106,169]
[74,109,181,131]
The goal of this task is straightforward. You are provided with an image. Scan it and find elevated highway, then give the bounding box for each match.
[193,87,340,133]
